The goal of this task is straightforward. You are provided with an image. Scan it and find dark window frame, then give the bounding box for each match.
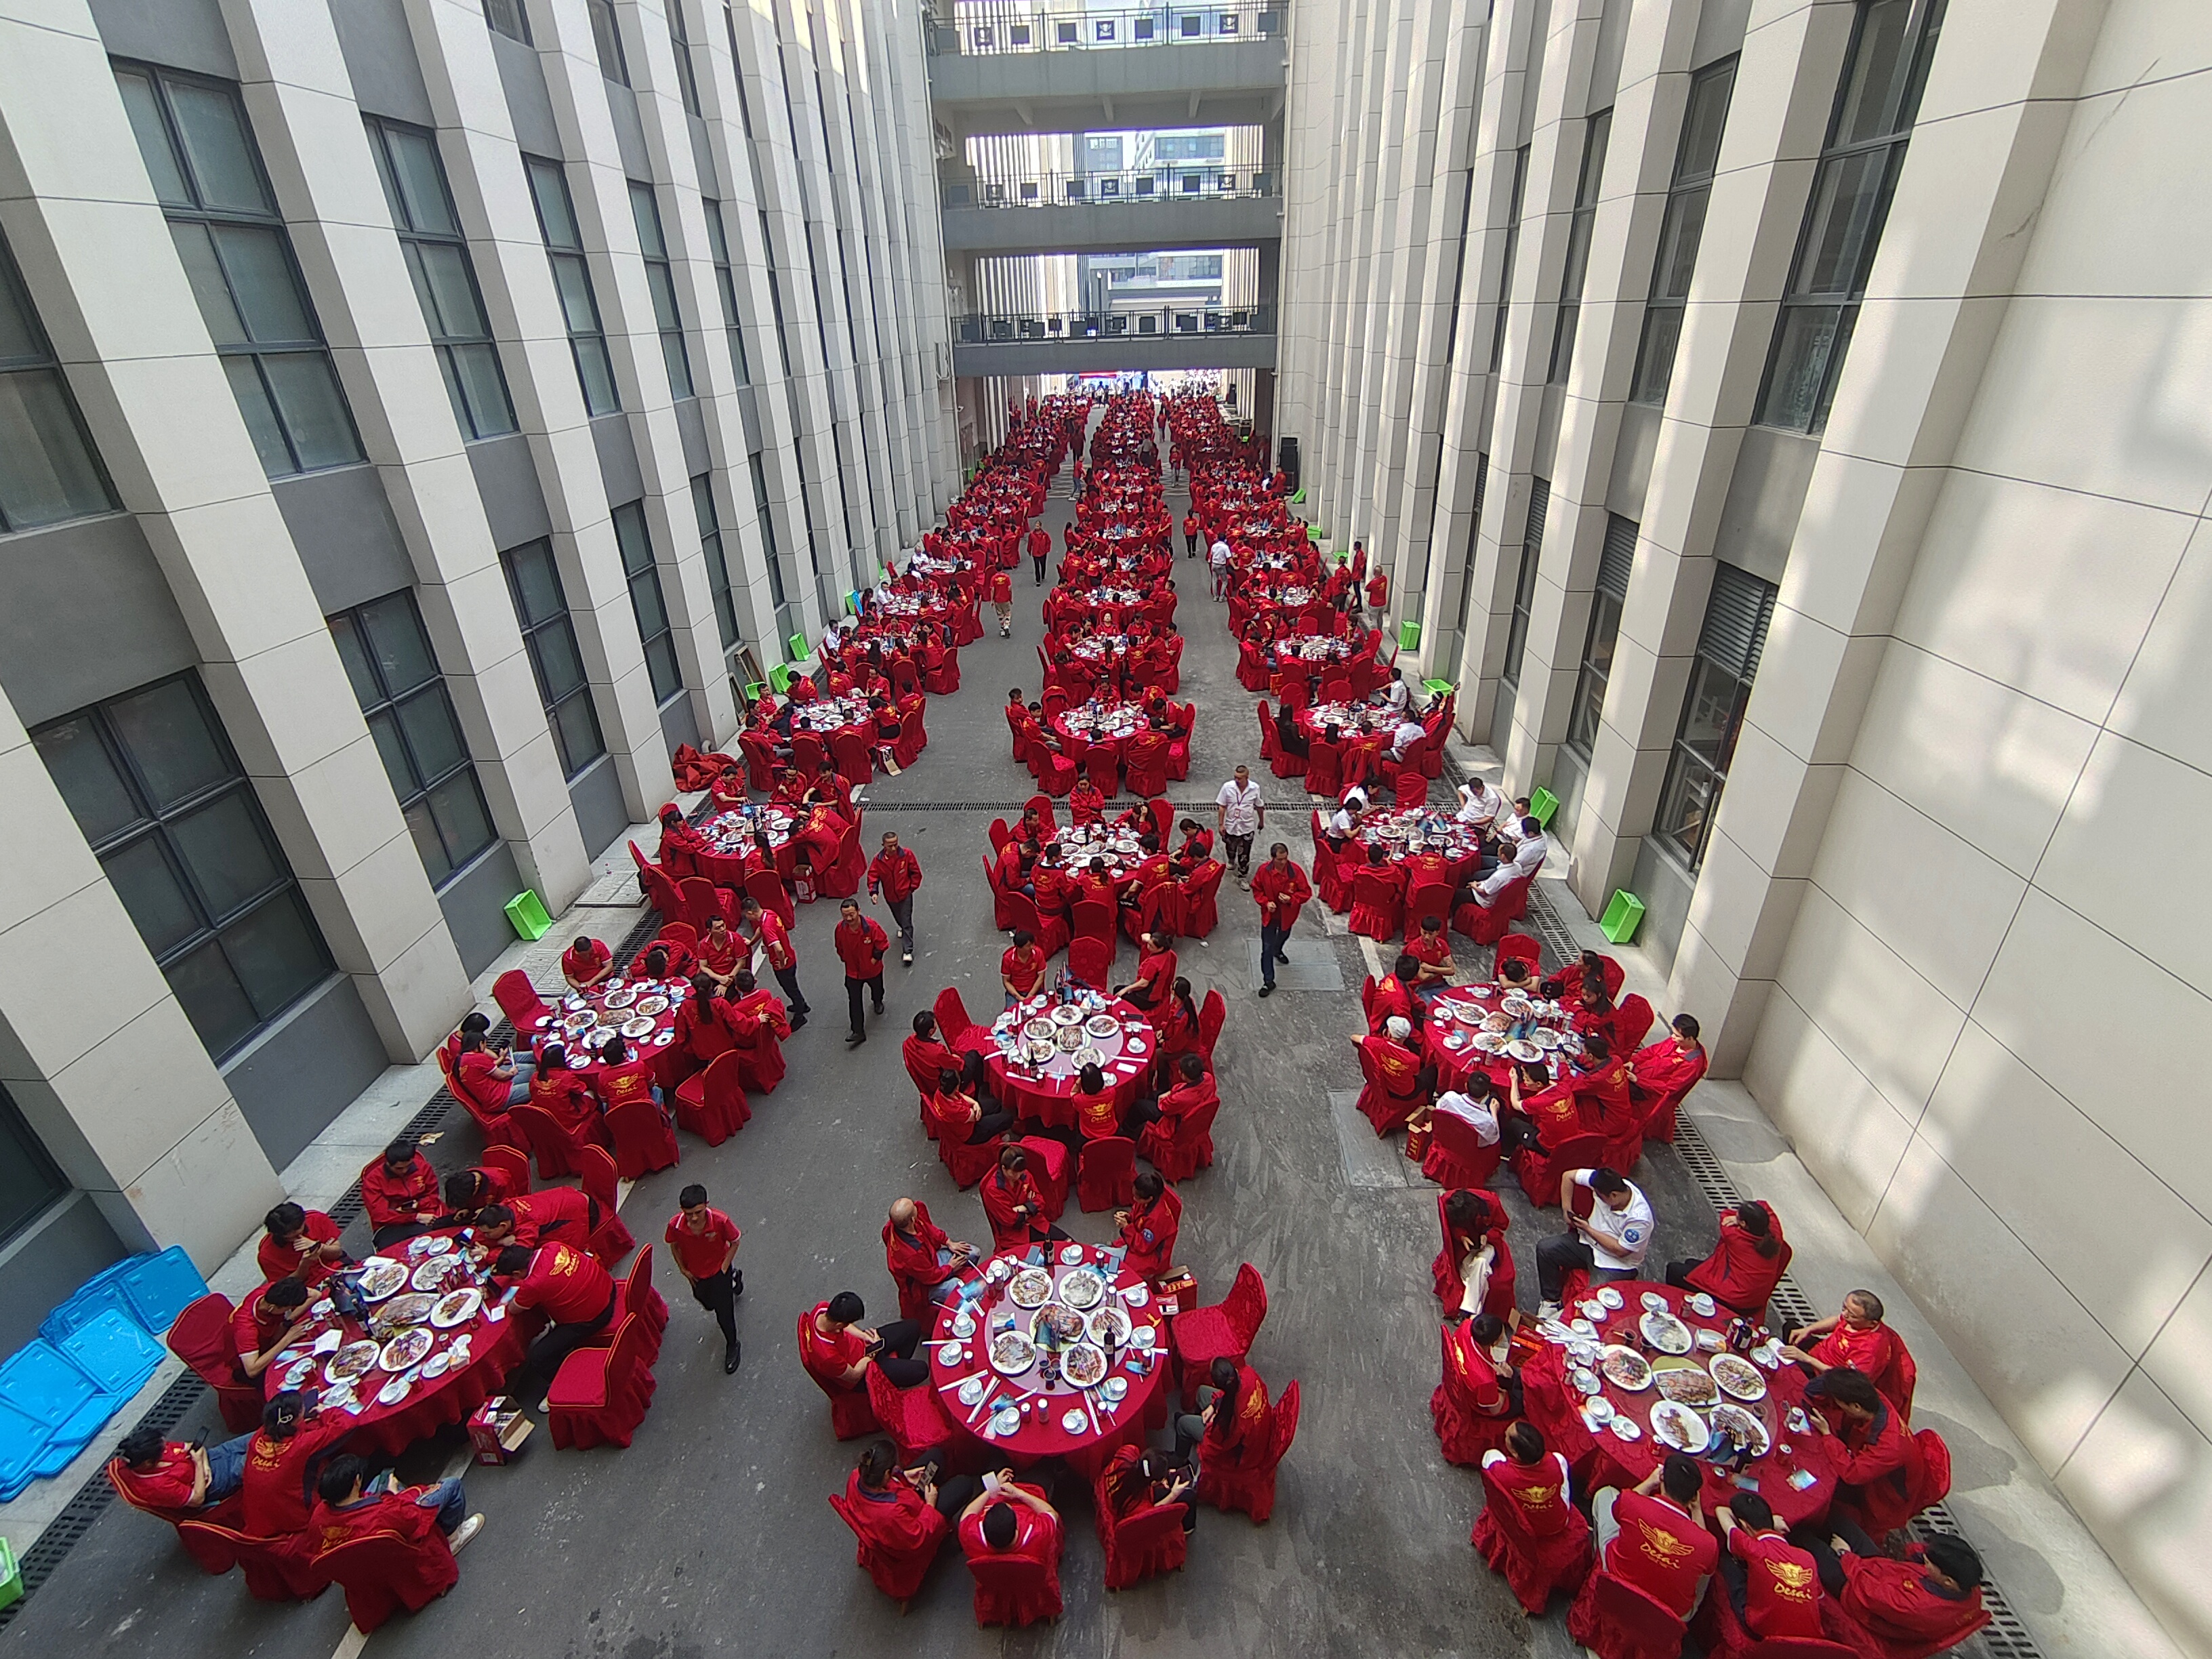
[0,228,118,532]
[702,197,751,383]
[1630,58,1737,407]
[0,1086,71,1250]
[482,0,531,43]
[590,0,630,83]
[1653,566,1780,870]
[500,539,607,778]
[524,155,621,415]
[1490,145,1530,373]
[628,181,693,399]
[612,499,683,704]
[1547,109,1612,385]
[1564,515,1637,758]
[695,473,741,663]
[668,0,703,115]
[1498,477,1549,689]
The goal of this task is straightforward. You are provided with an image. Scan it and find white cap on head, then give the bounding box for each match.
[1385,1016,1412,1041]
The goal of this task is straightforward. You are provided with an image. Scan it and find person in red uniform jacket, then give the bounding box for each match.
[1251,842,1312,997]
[257,1203,347,1289]
[867,832,924,966]
[989,566,1014,636]
[1664,1199,1790,1317]
[655,803,710,878]
[1406,914,1456,1000]
[111,1424,252,1513]
[472,1189,596,1254]
[592,1032,667,1120]
[453,1031,528,1114]
[1785,1288,1909,1398]
[1805,1368,1925,1536]
[1481,1420,1577,1539]
[903,1010,987,1099]
[1715,1493,1824,1641]
[442,1166,520,1224]
[957,1479,1064,1610]
[493,1240,617,1401]
[1438,1311,1517,1433]
[738,894,809,1029]
[1115,932,1176,1013]
[979,1145,1067,1252]
[835,898,890,1046]
[1000,930,1046,1006]
[231,1276,313,1381]
[1127,1050,1216,1139]
[1027,524,1050,584]
[697,915,745,994]
[1368,958,1419,1033]
[309,1452,480,1557]
[361,1136,445,1247]
[1179,1357,1273,1468]
[1824,1535,1985,1650]
[840,1440,981,1610]
[667,1183,744,1373]
[882,1196,977,1317]
[1113,1173,1181,1280]
[1594,1454,1718,1622]
[1501,1059,1590,1153]
[561,935,613,989]
[529,1045,609,1145]
[1364,565,1389,619]
[628,939,693,983]
[1435,1187,1516,1321]
[1561,1036,1637,1143]
[1629,1012,1708,1134]
[239,1391,352,1538]
[1181,510,1200,556]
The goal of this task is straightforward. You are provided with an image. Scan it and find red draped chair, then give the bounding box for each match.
[1420,1109,1503,1191]
[864,1365,958,1463]
[1196,990,1226,1063]
[1169,1263,1267,1395]
[610,1246,668,1361]
[1471,1457,1591,1614]
[1092,1452,1190,1589]
[1138,1092,1217,1181]
[1033,746,1077,796]
[1195,1378,1298,1523]
[1123,734,1170,798]
[790,731,827,776]
[1006,890,1068,959]
[985,854,1017,930]
[1513,1131,1608,1209]
[171,1515,328,1601]
[1567,1568,1690,1659]
[1024,794,1059,836]
[1612,992,1656,1054]
[1453,875,1533,945]
[547,1311,658,1450]
[314,1528,457,1631]
[745,867,794,929]
[1078,1136,1137,1212]
[1019,1136,1070,1220]
[1067,932,1114,987]
[1305,737,1343,798]
[1404,882,1454,942]
[679,876,735,934]
[492,970,550,1031]
[1430,1330,1514,1465]
[1692,1581,1861,1659]
[576,1145,636,1265]
[728,1017,787,1097]
[165,1293,268,1433]
[1348,867,1405,940]
[671,1050,750,1145]
[1310,815,1351,911]
[938,1126,1002,1189]
[480,1143,532,1197]
[897,707,928,769]
[827,1490,933,1601]
[1391,756,1431,808]
[831,729,873,786]
[1819,1596,1987,1659]
[932,987,975,1048]
[799,1312,881,1439]
[1496,932,1541,977]
[1084,743,1120,798]
[605,1099,680,1179]
[1179,861,1225,937]
[964,1486,1063,1626]
[437,1047,518,1151]
[508,1101,588,1181]
[1352,1036,1429,1134]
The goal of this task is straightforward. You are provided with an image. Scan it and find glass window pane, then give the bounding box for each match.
[367,708,417,796]
[1653,188,1709,302]
[644,634,681,702]
[0,368,113,530]
[550,255,599,334]
[661,332,692,398]
[222,356,293,472]
[527,161,578,247]
[222,888,329,1019]
[213,225,315,343]
[1678,66,1734,181]
[0,253,47,365]
[436,348,474,434]
[533,617,589,699]
[611,502,650,574]
[170,222,246,344]
[359,593,436,693]
[644,264,680,331]
[448,343,513,436]
[691,475,717,537]
[552,692,604,774]
[426,770,494,868]
[575,336,618,414]
[102,837,203,957]
[1797,150,1892,299]
[628,569,670,638]
[260,353,360,469]
[702,202,729,264]
[384,127,457,236]
[506,543,562,626]
[0,1091,66,1246]
[1760,305,1842,431]
[165,938,260,1056]
[1836,0,1913,146]
[1632,307,1683,405]
[630,184,665,257]
[413,242,486,339]
[107,679,230,808]
[1656,752,1722,865]
[403,794,451,881]
[1586,592,1622,678]
[1678,658,1748,767]
[328,614,382,705]
[33,718,141,844]
[167,81,270,215]
[116,70,190,205]
[169,791,283,918]
[395,685,468,780]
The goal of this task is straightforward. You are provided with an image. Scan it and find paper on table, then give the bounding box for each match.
[313,1330,342,1355]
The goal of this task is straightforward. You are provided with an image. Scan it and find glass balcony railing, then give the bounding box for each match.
[930,4,1285,56]
[952,305,1275,342]
[943,168,1276,208]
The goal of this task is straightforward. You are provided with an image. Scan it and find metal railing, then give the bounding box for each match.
[943,168,1276,208]
[930,3,1284,55]
[953,305,1275,342]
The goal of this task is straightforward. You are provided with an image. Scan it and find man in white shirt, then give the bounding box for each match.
[1431,1085,1500,1145]
[1387,717,1427,762]
[1380,676,1410,716]
[1209,538,1233,600]
[1471,817,1549,902]
[1456,778,1504,830]
[1214,764,1265,885]
[1535,1167,1655,1315]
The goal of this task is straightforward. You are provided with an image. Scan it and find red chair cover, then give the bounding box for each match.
[1470,1458,1592,1613]
[1019,1136,1070,1219]
[827,1491,935,1601]
[1004,890,1068,958]
[1392,755,1431,808]
[1496,932,1541,975]
[831,729,874,786]
[620,1246,670,1354]
[801,1309,882,1439]
[1195,1378,1298,1522]
[1353,1037,1428,1134]
[1068,933,1114,986]
[1138,1093,1217,1181]
[546,1311,658,1449]
[1197,989,1226,1059]
[1078,1137,1137,1212]
[1179,862,1224,937]
[745,867,794,929]
[492,970,550,1029]
[173,1516,329,1601]
[1613,992,1656,1054]
[985,854,1017,930]
[1420,1111,1504,1191]
[1404,882,1454,939]
[314,1528,458,1631]
[510,1102,586,1181]
[1453,875,1533,945]
[576,1145,636,1266]
[1092,1453,1190,1589]
[167,1293,264,1433]
[480,1143,532,1197]
[938,1126,1001,1188]
[965,1513,1063,1626]
[865,1364,958,1462]
[605,1099,680,1179]
[1431,1368,1514,1467]
[1170,1263,1267,1378]
[672,1050,751,1145]
[1348,868,1405,940]
[1084,744,1120,797]
[1513,1132,1608,1208]
[1567,1568,1690,1659]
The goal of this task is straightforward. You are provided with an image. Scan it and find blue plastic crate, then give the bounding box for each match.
[58,1311,163,1400]
[115,1246,208,1335]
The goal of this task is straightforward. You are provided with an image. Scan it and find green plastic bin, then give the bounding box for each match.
[1421,678,1455,699]
[769,663,794,694]
[844,590,859,615]
[1600,888,1646,945]
[504,889,553,942]
[1528,787,1559,828]
[1288,487,1307,504]
[0,1537,19,1612]
[742,680,765,705]
[787,632,808,661]
[1398,619,1422,651]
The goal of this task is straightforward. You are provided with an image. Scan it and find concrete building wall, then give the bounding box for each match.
[1277,0,2212,1647]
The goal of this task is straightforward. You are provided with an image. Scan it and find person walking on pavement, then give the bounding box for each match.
[1251,842,1312,998]
[1215,764,1265,888]
[836,897,890,1045]
[867,831,924,966]
[739,893,809,1031]
[665,1183,744,1374]
[990,564,1014,637]
[1183,510,1200,558]
[1209,536,1233,600]
[1028,525,1050,586]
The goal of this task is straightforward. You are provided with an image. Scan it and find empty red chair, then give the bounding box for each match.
[1568,1568,1691,1659]
[1068,932,1114,987]
[1392,756,1430,808]
[1069,899,1115,943]
[1471,1455,1591,1613]
[575,1145,636,1265]
[1612,991,1656,1054]
[1033,747,1076,796]
[510,1101,587,1181]
[985,853,1017,930]
[938,1126,1001,1188]
[745,867,794,929]
[492,970,551,1032]
[314,1528,456,1631]
[1195,1378,1298,1523]
[1084,743,1120,797]
[1196,989,1225,1061]
[831,727,873,785]
[671,1050,751,1145]
[1348,867,1406,940]
[173,1516,328,1601]
[1138,1091,1217,1181]
[1170,1263,1267,1384]
[864,1364,958,1462]
[1078,1136,1136,1212]
[1513,1131,1608,1209]
[546,1312,658,1449]
[165,1292,262,1433]
[605,1098,680,1179]
[1420,1108,1503,1191]
[1178,861,1225,937]
[739,731,777,790]
[799,1310,881,1439]
[933,986,975,1047]
[1122,733,1169,797]
[1305,737,1343,797]
[618,1245,670,1357]
[1092,1451,1189,1589]
[1019,1136,1069,1220]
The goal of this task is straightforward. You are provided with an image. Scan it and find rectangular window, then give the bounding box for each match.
[695,473,741,661]
[1547,110,1611,385]
[628,182,692,399]
[590,0,630,84]
[0,1086,69,1247]
[525,157,619,415]
[482,0,531,43]
[613,499,682,703]
[701,200,750,384]
[33,675,333,1060]
[1653,564,1779,869]
[365,118,515,440]
[1499,477,1548,689]
[1441,165,1476,365]
[669,0,702,115]
[1630,58,1736,406]
[724,7,756,138]
[748,451,788,611]
[328,591,496,887]
[761,212,794,376]
[1565,515,1637,758]
[1490,145,1530,373]
[501,539,606,777]
[116,63,363,477]
[1757,0,1946,432]
[0,229,117,531]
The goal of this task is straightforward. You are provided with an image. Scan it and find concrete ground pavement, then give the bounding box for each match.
[1,465,2179,1659]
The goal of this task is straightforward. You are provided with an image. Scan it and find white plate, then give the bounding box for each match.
[420,1351,454,1379]
[1061,1408,1088,1433]
[1650,1400,1710,1454]
[1595,1286,1624,1310]
[653,1031,674,1046]
[377,1377,411,1406]
[419,1236,454,1256]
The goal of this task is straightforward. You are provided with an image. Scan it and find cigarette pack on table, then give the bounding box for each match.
[467,1395,535,1465]
[1155,1267,1197,1300]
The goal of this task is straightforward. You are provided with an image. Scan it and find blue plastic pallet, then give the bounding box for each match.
[59,1311,163,1400]
[115,1246,207,1334]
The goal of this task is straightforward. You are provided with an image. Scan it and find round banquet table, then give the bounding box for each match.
[1343,806,1485,879]
[1267,636,1361,670]
[1061,585,1151,612]
[1069,634,1139,663]
[1051,703,1158,758]
[868,593,949,625]
[528,977,687,1085]
[1422,983,1585,1093]
[927,1243,1169,1477]
[1245,585,1317,611]
[1045,825,1149,892]
[264,1233,542,1457]
[786,694,876,734]
[1296,700,1399,741]
[960,992,1157,1129]
[1519,1282,1839,1528]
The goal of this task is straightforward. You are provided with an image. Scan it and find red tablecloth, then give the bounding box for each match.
[266,1235,543,1457]
[959,996,1156,1130]
[1050,703,1153,759]
[1422,984,1584,1093]
[527,979,686,1086]
[1338,806,1484,884]
[1519,1282,1838,1529]
[928,1244,1168,1477]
